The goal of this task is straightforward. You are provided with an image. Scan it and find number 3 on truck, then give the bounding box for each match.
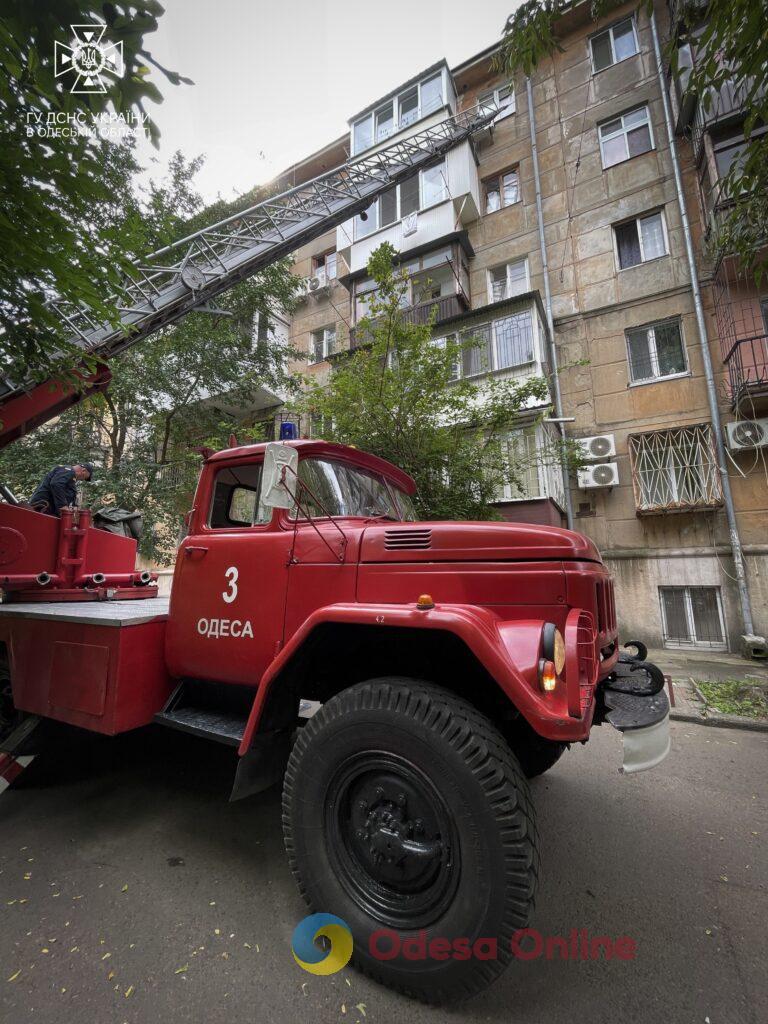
[222,566,238,604]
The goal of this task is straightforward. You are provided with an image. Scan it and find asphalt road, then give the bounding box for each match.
[1,718,766,1024]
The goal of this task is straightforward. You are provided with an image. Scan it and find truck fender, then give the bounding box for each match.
[238,602,585,755]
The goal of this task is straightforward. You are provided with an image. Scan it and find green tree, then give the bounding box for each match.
[0,153,301,562]
[0,0,190,382]
[302,243,570,521]
[497,1,768,279]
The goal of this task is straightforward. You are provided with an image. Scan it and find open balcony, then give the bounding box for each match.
[348,243,470,349]
[713,248,768,413]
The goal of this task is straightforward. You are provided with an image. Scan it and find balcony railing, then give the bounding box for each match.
[725,335,768,406]
[667,0,710,34]
[349,293,468,350]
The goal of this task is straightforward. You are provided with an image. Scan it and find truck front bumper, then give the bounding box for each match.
[595,661,671,774]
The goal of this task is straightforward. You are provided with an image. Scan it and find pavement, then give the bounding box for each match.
[1,720,766,1024]
[645,647,768,685]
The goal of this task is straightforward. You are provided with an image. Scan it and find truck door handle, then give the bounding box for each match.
[185,545,209,555]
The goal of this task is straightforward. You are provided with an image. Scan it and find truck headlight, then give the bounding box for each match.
[542,622,566,675]
[540,623,566,693]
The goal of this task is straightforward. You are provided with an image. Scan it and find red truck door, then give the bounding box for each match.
[165,459,292,686]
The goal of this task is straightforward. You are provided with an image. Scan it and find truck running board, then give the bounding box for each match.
[154,680,254,746]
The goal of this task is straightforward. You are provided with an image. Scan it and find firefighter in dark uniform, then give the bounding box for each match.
[29,463,94,517]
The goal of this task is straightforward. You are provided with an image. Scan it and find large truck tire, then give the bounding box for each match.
[504,715,568,779]
[282,677,539,1003]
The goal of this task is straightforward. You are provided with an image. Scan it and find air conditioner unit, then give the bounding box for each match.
[577,462,619,489]
[306,270,329,296]
[726,417,768,451]
[577,433,616,460]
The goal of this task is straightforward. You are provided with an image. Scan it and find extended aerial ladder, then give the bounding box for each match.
[0,104,496,450]
[0,103,495,601]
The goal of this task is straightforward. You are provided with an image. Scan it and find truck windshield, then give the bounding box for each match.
[290,458,416,521]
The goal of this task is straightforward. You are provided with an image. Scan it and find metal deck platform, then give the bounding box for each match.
[0,596,170,627]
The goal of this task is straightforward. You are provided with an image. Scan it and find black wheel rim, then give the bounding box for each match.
[324,750,460,929]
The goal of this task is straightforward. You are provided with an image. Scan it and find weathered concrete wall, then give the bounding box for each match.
[605,549,768,650]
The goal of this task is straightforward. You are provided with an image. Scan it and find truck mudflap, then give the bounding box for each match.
[595,657,671,775]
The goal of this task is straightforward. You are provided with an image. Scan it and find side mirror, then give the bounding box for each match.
[262,443,298,509]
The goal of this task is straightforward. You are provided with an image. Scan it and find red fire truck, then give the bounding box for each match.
[0,107,669,1001]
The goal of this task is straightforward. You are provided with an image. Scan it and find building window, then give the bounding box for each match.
[629,424,723,513]
[614,211,668,269]
[431,335,460,381]
[354,161,446,240]
[309,326,336,364]
[488,259,529,302]
[501,429,541,500]
[626,319,687,384]
[351,70,447,155]
[478,84,515,120]
[421,163,446,208]
[599,105,654,168]
[312,250,337,280]
[590,17,639,73]
[659,586,726,650]
[460,308,536,378]
[483,168,520,214]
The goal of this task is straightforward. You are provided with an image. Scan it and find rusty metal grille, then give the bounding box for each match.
[628,424,723,514]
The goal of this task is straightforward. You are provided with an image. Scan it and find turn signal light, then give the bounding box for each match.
[540,659,558,693]
[416,594,435,610]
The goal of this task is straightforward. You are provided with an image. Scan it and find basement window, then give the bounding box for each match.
[626,319,688,384]
[590,17,639,73]
[660,586,726,650]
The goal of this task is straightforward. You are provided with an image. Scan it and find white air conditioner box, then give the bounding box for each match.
[577,462,619,489]
[726,417,768,451]
[577,434,616,460]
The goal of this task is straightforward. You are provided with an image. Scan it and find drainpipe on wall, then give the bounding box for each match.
[526,76,575,531]
[649,10,757,641]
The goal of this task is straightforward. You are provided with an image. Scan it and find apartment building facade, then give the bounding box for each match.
[256,0,767,652]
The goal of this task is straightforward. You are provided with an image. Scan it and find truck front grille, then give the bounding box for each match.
[596,578,617,636]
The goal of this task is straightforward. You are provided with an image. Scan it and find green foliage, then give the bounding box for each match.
[495,1,569,78]
[696,678,768,720]
[302,244,571,522]
[0,1,190,382]
[674,0,768,280]
[0,154,302,563]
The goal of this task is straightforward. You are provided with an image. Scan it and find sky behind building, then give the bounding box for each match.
[135,0,520,202]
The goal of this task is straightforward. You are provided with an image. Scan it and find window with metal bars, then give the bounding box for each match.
[628,424,723,513]
[659,586,726,650]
